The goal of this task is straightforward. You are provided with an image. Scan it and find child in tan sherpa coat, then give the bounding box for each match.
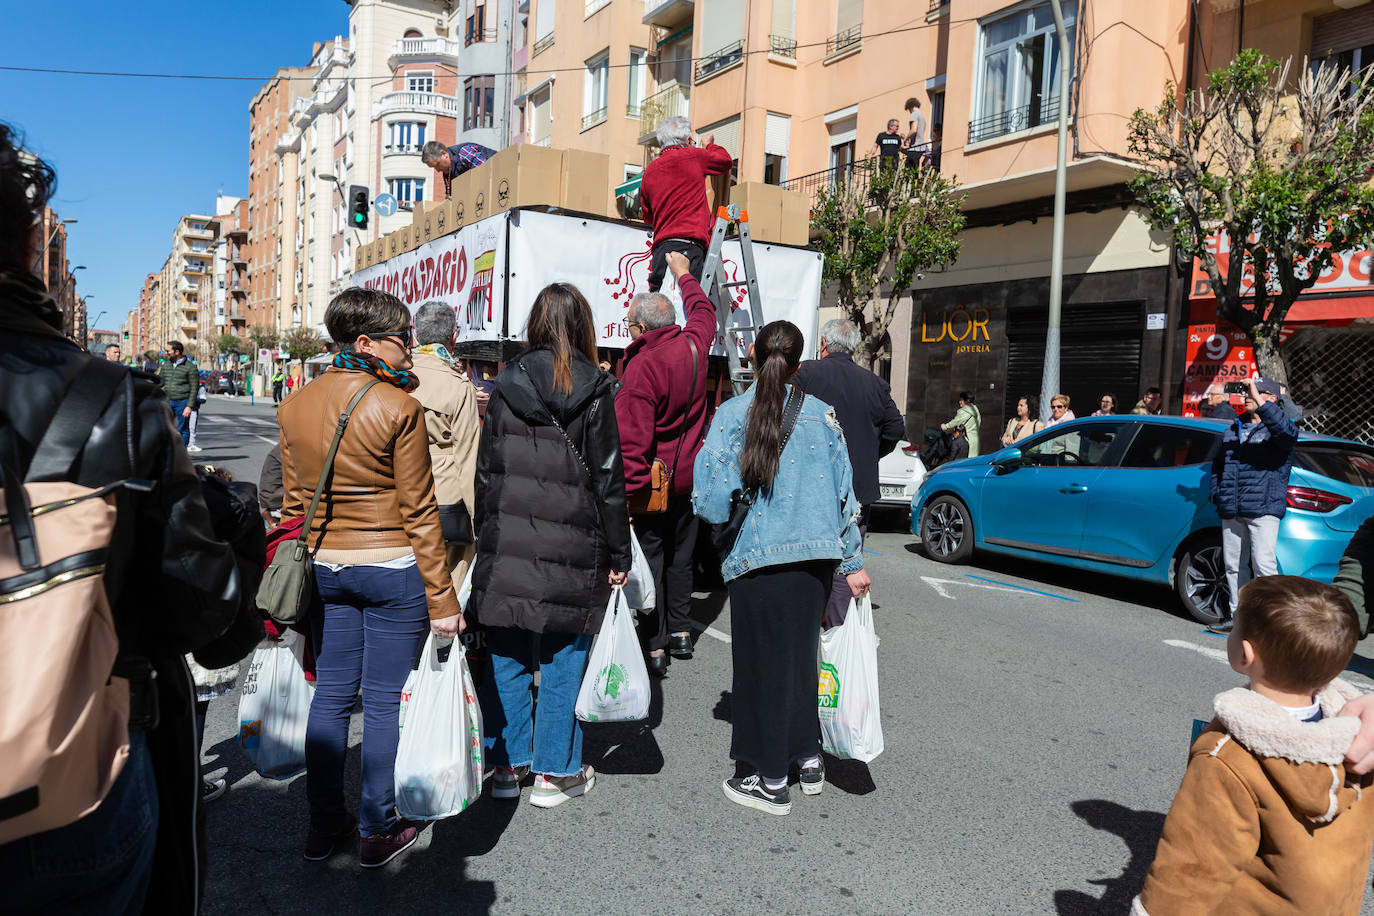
[1136,575,1374,915]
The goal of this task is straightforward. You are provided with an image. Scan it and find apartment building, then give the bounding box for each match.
[130,273,158,359]
[32,206,84,340]
[154,214,218,360]
[248,64,315,332]
[197,195,250,363]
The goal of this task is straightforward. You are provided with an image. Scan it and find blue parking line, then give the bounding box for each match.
[1201,629,1227,639]
[863,548,884,557]
[963,574,1078,602]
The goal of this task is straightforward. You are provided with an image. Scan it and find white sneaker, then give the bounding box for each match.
[529,765,595,808]
[186,445,204,453]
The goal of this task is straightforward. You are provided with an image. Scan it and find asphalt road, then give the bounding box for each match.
[189,397,1374,914]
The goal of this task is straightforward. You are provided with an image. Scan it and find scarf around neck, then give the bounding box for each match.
[416,342,455,366]
[332,349,419,392]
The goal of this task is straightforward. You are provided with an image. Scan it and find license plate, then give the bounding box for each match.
[880,485,905,498]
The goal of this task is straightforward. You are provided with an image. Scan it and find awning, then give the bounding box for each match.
[614,175,642,197]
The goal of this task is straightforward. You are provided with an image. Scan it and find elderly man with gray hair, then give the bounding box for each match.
[615,251,715,674]
[794,318,907,628]
[640,115,733,292]
[408,300,482,589]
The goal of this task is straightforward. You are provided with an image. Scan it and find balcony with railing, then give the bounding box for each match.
[695,40,743,83]
[464,28,498,47]
[383,142,426,159]
[782,146,943,207]
[928,0,949,14]
[387,36,461,70]
[769,35,797,59]
[581,106,608,131]
[585,0,611,17]
[374,91,461,119]
[968,96,1060,144]
[643,0,693,28]
[313,45,353,86]
[637,80,690,144]
[825,23,862,61]
[533,32,554,55]
[531,135,552,147]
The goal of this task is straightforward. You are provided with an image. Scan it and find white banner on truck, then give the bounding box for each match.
[352,208,823,355]
[352,214,507,345]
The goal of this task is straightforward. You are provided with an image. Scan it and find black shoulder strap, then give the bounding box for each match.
[778,385,805,454]
[25,358,128,483]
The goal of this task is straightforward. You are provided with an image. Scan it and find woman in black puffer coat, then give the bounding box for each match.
[472,282,631,809]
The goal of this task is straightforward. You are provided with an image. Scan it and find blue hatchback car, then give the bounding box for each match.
[911,415,1374,623]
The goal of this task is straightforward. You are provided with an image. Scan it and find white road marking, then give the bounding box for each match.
[920,575,1045,600]
[691,623,732,644]
[1165,638,1374,692]
[256,435,277,446]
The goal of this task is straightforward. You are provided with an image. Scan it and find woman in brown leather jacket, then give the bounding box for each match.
[277,287,461,869]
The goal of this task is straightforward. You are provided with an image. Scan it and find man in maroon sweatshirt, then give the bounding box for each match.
[641,116,734,292]
[616,251,716,674]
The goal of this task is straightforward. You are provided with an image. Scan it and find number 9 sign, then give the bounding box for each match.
[1204,334,1229,360]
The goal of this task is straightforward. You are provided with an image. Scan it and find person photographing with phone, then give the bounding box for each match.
[1207,376,1299,634]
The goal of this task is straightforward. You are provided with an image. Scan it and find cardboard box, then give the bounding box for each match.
[411,199,430,228]
[355,240,369,271]
[731,182,784,244]
[779,188,811,246]
[425,198,458,239]
[560,149,611,216]
[488,144,564,216]
[450,165,492,225]
[386,230,401,260]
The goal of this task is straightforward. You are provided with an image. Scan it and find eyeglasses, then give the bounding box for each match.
[1052,403,1067,410]
[371,328,414,349]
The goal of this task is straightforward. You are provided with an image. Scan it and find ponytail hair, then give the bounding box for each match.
[739,320,805,490]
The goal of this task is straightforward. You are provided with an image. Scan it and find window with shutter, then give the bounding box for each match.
[701,115,741,159]
[770,0,796,56]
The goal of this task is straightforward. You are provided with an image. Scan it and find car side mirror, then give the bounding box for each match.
[993,448,1022,470]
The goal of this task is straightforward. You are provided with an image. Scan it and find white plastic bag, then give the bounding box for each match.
[817,593,884,762]
[623,528,656,612]
[394,634,484,820]
[575,588,651,722]
[237,631,314,779]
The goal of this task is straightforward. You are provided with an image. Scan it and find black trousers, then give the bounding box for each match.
[634,492,700,652]
[823,505,870,629]
[728,560,833,781]
[647,239,706,292]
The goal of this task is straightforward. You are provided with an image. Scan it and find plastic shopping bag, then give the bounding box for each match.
[623,528,656,613]
[237,631,315,779]
[575,588,651,722]
[817,593,884,763]
[394,635,485,820]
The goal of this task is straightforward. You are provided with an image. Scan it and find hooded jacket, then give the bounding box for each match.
[1135,679,1374,915]
[472,347,631,634]
[1210,400,1299,519]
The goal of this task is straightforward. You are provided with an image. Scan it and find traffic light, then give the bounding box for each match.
[123,330,129,340]
[348,185,370,230]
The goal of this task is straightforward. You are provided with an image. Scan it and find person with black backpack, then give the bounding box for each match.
[0,123,252,914]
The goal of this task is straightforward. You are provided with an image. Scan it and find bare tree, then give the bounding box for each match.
[1128,49,1374,382]
[812,161,965,369]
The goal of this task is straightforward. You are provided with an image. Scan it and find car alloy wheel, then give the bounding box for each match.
[920,495,972,564]
[1177,543,1229,625]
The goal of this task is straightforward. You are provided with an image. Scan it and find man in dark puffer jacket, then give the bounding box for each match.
[1208,376,1298,632]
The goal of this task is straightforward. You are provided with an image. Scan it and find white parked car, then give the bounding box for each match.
[875,440,926,510]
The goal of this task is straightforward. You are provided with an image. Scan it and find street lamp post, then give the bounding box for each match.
[1038,0,1072,424]
[31,217,76,273]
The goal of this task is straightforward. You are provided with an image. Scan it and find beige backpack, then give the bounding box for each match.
[0,360,134,844]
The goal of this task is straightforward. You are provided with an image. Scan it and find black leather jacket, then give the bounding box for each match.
[0,306,241,913]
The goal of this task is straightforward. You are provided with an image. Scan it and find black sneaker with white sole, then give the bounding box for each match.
[799,760,824,796]
[722,775,791,815]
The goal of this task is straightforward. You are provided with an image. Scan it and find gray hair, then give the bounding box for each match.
[414,300,456,346]
[819,318,860,354]
[420,140,447,167]
[628,292,676,331]
[656,116,694,149]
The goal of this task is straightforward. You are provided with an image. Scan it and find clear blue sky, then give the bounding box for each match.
[2,0,347,332]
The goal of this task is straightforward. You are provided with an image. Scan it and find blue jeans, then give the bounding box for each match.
[0,731,157,915]
[308,563,429,836]
[167,398,191,446]
[480,627,592,777]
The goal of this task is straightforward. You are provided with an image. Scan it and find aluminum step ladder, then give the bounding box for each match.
[699,204,764,395]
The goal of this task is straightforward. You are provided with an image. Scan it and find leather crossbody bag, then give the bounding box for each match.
[256,380,380,625]
[710,385,805,557]
[629,337,700,515]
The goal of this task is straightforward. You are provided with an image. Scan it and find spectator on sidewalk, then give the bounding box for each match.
[617,252,714,673]
[1045,394,1075,428]
[422,140,496,201]
[794,318,905,629]
[104,342,121,361]
[940,391,982,457]
[1207,377,1299,633]
[272,369,284,404]
[1002,395,1043,445]
[1203,382,1237,420]
[1131,386,1163,415]
[259,441,283,525]
[159,340,197,445]
[409,300,481,591]
[186,378,208,453]
[1091,393,1117,416]
[1279,383,1304,421]
[1334,510,1374,639]
[640,116,733,292]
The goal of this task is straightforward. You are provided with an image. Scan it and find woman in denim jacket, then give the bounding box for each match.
[693,320,869,815]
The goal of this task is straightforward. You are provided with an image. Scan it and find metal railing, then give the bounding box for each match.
[968,95,1060,144]
[769,34,797,58]
[638,80,690,141]
[695,39,743,82]
[382,142,425,157]
[825,23,862,58]
[533,33,555,55]
[464,28,498,46]
[782,146,943,206]
[928,0,948,14]
[581,106,608,130]
[532,135,552,147]
[373,91,461,118]
[626,103,644,119]
[585,0,611,16]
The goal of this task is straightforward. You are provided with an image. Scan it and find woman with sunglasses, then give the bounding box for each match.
[278,288,462,868]
[1045,394,1075,428]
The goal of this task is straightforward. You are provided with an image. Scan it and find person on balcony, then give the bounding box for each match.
[421,140,496,200]
[640,116,733,293]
